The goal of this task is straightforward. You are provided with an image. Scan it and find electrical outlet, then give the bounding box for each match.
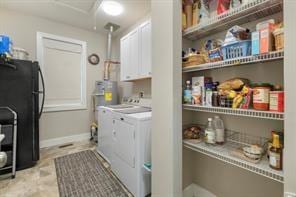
[285,192,296,197]
[139,91,144,98]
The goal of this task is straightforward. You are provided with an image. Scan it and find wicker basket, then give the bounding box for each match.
[182,54,207,67]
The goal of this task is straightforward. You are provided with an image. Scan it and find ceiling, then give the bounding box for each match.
[0,0,151,36]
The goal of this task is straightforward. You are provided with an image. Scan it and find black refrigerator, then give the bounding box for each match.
[0,59,44,170]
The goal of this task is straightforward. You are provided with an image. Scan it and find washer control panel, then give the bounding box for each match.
[122,97,151,108]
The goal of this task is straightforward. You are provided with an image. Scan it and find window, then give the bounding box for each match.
[37,32,87,112]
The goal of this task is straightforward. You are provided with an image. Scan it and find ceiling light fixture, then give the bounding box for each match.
[101,1,123,16]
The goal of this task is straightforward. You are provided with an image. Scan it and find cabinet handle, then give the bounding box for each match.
[120,118,124,121]
[113,120,115,124]
[126,76,130,79]
[103,110,106,113]
[148,72,152,75]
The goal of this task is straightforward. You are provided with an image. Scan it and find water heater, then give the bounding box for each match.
[95,81,118,107]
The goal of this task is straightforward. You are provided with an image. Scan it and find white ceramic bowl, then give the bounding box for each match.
[243,146,263,160]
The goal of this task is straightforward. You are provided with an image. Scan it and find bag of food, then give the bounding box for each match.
[218,78,250,91]
[224,25,251,45]
[199,0,210,23]
[217,0,231,15]
[239,86,252,109]
[183,126,202,139]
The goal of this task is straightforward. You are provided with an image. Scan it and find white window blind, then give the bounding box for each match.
[37,32,87,112]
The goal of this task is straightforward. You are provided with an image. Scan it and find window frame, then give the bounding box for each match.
[37,32,87,112]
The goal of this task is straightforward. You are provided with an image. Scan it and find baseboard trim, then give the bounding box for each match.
[183,183,216,197]
[40,133,90,148]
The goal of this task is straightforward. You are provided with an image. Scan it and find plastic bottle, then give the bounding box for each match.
[212,82,220,107]
[205,88,212,106]
[184,80,192,104]
[213,116,225,145]
[205,118,216,145]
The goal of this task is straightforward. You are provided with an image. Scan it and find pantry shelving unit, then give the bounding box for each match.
[183,104,284,120]
[182,0,285,193]
[183,0,283,40]
[182,125,284,183]
[183,140,284,183]
[183,50,284,72]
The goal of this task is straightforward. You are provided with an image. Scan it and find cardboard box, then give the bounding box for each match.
[260,28,274,53]
[192,76,212,106]
[251,31,260,55]
[257,20,275,54]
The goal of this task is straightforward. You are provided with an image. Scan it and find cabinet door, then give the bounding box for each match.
[139,20,152,78]
[97,109,113,163]
[97,109,106,155]
[128,29,140,80]
[112,117,137,195]
[113,118,135,168]
[120,35,130,81]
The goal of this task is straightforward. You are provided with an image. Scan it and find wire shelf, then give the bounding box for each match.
[183,104,284,120]
[183,51,284,72]
[183,130,284,183]
[183,0,283,40]
[183,126,269,149]
[226,130,269,154]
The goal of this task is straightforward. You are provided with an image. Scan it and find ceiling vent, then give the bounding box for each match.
[54,0,98,14]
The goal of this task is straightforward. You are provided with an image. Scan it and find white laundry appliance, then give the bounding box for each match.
[96,98,152,197]
[96,101,136,164]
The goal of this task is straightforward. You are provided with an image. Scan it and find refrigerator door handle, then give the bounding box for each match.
[38,66,45,119]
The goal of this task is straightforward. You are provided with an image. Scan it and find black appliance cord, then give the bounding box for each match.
[38,65,45,119]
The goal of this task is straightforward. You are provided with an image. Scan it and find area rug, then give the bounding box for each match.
[54,150,129,197]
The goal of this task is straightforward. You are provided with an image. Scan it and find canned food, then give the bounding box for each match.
[253,83,272,111]
[269,91,284,112]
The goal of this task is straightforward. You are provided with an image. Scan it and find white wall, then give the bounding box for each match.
[151,0,182,196]
[190,151,283,197]
[0,9,111,143]
[284,0,296,195]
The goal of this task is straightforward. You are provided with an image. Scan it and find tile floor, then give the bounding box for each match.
[0,140,131,197]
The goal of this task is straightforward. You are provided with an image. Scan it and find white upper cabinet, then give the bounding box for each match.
[120,19,151,81]
[129,29,140,80]
[120,35,130,81]
[139,20,152,78]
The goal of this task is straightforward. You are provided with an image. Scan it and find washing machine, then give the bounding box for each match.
[111,108,151,197]
[97,98,152,197]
